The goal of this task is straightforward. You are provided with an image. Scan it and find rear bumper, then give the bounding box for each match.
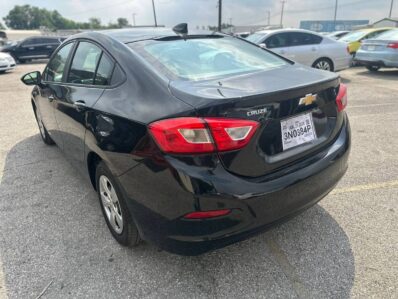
[355,51,398,68]
[120,114,351,255]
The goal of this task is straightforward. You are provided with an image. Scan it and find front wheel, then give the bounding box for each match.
[366,65,380,72]
[95,161,141,247]
[312,58,334,72]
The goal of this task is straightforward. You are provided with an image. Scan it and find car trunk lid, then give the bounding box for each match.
[170,65,343,177]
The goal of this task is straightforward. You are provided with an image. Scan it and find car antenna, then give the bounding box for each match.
[172,23,188,40]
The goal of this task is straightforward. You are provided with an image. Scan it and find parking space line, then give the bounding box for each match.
[0,258,7,299]
[331,180,398,195]
[265,237,311,298]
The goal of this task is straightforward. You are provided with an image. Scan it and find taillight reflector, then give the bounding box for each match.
[387,42,398,49]
[149,117,259,154]
[336,83,348,112]
[183,209,231,219]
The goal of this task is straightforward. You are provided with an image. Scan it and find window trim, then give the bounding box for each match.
[42,38,126,89]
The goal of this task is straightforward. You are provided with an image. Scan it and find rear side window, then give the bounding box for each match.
[376,29,398,40]
[67,42,102,85]
[266,33,290,48]
[45,42,74,82]
[290,32,322,46]
[94,53,114,85]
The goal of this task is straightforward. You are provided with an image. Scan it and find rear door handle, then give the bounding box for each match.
[74,100,86,112]
[48,95,55,102]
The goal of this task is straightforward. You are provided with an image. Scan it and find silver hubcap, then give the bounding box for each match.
[99,175,124,234]
[315,60,331,71]
[36,111,46,137]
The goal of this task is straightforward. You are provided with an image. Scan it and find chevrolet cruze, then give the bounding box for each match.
[21,26,351,255]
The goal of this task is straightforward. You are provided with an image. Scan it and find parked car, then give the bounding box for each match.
[327,31,350,40]
[354,29,398,71]
[246,29,351,71]
[0,52,16,73]
[0,31,7,46]
[21,27,350,255]
[0,36,65,63]
[339,27,392,56]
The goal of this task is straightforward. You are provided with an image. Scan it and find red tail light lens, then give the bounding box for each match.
[336,83,348,112]
[183,209,231,219]
[387,42,398,49]
[149,117,259,154]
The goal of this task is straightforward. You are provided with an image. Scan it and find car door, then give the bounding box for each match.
[14,37,41,60]
[264,33,291,59]
[54,40,115,173]
[288,32,323,66]
[37,41,75,148]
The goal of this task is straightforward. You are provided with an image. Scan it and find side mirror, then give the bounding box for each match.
[21,71,41,86]
[259,43,267,48]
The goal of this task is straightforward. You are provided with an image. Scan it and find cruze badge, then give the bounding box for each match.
[299,94,317,106]
[247,107,267,117]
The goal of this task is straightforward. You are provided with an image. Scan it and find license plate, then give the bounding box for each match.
[281,113,317,151]
[367,45,376,51]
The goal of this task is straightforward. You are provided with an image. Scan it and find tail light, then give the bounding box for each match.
[387,42,398,49]
[336,83,348,112]
[149,117,259,154]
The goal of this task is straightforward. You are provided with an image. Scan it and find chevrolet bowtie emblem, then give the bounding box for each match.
[299,94,317,106]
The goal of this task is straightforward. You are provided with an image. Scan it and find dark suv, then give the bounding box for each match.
[1,36,65,63]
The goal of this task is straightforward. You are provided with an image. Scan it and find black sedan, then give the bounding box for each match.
[21,26,350,255]
[2,36,65,63]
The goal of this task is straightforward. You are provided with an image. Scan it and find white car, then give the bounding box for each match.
[246,29,351,72]
[0,52,16,73]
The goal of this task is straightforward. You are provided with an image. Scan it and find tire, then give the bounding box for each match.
[95,161,141,247]
[366,65,380,72]
[312,58,334,72]
[33,107,55,145]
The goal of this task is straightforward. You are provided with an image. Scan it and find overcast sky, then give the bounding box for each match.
[0,0,396,28]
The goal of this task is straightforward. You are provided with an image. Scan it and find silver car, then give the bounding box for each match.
[246,29,351,72]
[355,29,398,72]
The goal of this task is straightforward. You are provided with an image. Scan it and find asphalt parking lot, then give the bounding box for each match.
[0,63,397,299]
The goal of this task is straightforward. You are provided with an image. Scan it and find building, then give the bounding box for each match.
[300,20,369,32]
[370,18,398,28]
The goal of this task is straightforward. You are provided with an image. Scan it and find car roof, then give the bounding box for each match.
[253,28,322,36]
[358,27,393,32]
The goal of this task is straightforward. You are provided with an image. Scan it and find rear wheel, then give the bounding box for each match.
[366,65,380,72]
[95,161,141,247]
[312,58,334,72]
[34,107,55,145]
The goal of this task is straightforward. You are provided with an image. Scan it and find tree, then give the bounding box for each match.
[0,22,5,30]
[88,17,102,29]
[117,18,129,28]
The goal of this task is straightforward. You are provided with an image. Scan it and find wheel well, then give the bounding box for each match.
[87,152,102,190]
[313,57,334,71]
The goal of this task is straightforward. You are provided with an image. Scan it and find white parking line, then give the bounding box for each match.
[0,258,7,299]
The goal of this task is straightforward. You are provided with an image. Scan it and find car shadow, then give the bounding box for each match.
[0,135,355,299]
[356,68,398,81]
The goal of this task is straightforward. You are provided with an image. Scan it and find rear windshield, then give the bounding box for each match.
[375,29,398,40]
[340,31,368,42]
[129,36,288,81]
[246,33,267,44]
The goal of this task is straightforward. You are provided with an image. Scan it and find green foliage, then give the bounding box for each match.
[2,5,130,30]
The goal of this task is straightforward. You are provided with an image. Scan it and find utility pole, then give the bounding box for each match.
[132,13,136,26]
[151,0,158,27]
[280,1,286,27]
[333,0,338,31]
[218,0,222,32]
[389,0,394,18]
[266,10,271,25]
